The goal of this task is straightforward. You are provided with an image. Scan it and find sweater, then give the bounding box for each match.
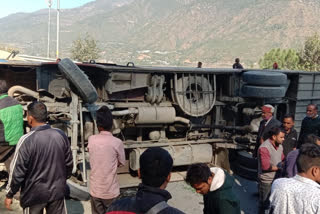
[258,139,283,183]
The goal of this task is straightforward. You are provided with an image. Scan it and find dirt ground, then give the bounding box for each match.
[0,174,258,214]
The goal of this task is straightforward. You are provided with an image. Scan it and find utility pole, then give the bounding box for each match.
[56,0,60,59]
[47,0,52,58]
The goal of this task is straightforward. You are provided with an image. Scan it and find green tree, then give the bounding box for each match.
[71,33,100,62]
[259,48,300,70]
[299,33,320,71]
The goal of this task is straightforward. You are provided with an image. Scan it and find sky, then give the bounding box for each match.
[0,0,95,18]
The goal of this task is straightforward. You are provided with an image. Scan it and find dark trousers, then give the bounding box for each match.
[90,195,117,214]
[0,145,15,173]
[23,199,67,214]
[258,181,272,214]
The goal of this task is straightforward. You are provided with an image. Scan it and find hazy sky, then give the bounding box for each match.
[0,0,95,18]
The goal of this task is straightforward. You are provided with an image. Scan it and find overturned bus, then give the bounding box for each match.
[0,58,319,199]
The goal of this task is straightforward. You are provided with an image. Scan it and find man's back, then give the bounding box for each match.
[6,125,73,208]
[106,184,185,214]
[88,131,125,199]
[270,175,320,213]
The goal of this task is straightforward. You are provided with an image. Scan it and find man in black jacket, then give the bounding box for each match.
[282,114,297,157]
[4,101,73,213]
[106,147,185,214]
[297,104,320,148]
[254,104,282,157]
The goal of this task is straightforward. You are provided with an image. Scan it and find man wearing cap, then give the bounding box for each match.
[254,104,282,157]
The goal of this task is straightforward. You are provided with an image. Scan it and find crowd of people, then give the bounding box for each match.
[255,104,320,214]
[0,77,319,214]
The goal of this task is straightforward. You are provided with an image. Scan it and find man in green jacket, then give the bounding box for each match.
[186,163,240,214]
[0,80,24,174]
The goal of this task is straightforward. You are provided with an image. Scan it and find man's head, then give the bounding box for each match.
[273,62,278,69]
[27,101,47,127]
[139,147,173,188]
[96,106,113,132]
[235,58,240,63]
[306,104,318,118]
[0,80,8,94]
[185,163,213,195]
[282,114,294,132]
[297,143,320,183]
[261,104,274,120]
[268,127,285,145]
[303,134,320,146]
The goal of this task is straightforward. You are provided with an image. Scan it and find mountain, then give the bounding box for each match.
[1,0,320,67]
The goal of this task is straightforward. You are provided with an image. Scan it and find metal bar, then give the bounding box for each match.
[124,138,233,147]
[297,96,320,101]
[182,73,185,110]
[296,89,320,92]
[297,82,320,84]
[127,71,133,103]
[191,124,248,130]
[95,64,310,75]
[195,74,198,116]
[201,74,204,110]
[70,92,79,174]
[123,140,247,150]
[79,101,87,183]
[47,0,52,58]
[174,73,178,101]
[213,74,217,109]
[207,73,211,110]
[56,0,60,58]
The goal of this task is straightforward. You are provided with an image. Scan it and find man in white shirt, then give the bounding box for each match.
[269,143,320,214]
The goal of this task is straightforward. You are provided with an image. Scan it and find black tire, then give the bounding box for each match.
[175,76,214,116]
[241,85,286,98]
[242,71,287,86]
[58,58,98,104]
[236,151,258,169]
[231,161,258,181]
[66,179,90,201]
